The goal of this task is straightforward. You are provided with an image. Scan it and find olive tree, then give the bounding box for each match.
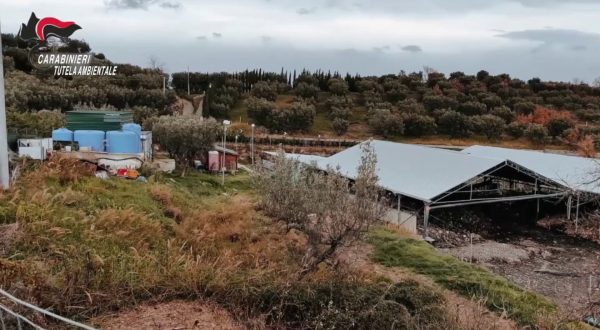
[152,116,220,168]
[472,114,506,140]
[332,117,349,135]
[328,78,349,95]
[251,81,277,101]
[255,143,387,275]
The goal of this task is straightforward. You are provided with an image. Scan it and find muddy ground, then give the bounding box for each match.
[433,220,600,318]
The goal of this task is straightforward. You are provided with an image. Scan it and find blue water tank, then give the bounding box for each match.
[52,128,73,142]
[122,123,142,136]
[74,130,105,152]
[106,130,140,153]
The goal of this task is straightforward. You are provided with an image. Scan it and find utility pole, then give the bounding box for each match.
[251,123,255,166]
[162,75,166,96]
[0,23,10,189]
[222,120,230,186]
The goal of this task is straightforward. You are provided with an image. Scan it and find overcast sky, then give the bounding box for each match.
[1,0,600,82]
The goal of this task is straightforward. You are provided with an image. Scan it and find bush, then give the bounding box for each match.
[514,101,536,115]
[401,113,436,137]
[437,110,472,138]
[546,117,574,138]
[152,116,220,167]
[472,114,506,140]
[525,124,550,145]
[255,144,386,274]
[132,106,159,125]
[294,82,320,99]
[368,109,404,137]
[272,102,316,132]
[208,103,230,118]
[251,81,277,101]
[457,101,487,116]
[325,95,354,111]
[506,122,528,139]
[332,118,349,135]
[490,106,515,123]
[330,107,351,120]
[246,96,276,125]
[397,98,426,114]
[422,95,458,111]
[328,78,349,95]
[8,110,65,137]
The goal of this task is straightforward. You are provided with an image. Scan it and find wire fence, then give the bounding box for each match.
[0,289,96,330]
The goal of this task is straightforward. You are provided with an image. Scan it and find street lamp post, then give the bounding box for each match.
[235,135,239,154]
[222,120,231,186]
[251,124,255,166]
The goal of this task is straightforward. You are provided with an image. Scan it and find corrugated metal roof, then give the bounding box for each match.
[66,111,133,131]
[461,145,600,194]
[309,140,507,202]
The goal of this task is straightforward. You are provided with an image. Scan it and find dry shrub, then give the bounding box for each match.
[46,155,96,184]
[255,143,387,275]
[90,208,164,251]
[52,187,86,206]
[149,184,173,205]
[20,155,95,187]
[149,184,183,222]
[577,135,596,157]
[175,196,292,271]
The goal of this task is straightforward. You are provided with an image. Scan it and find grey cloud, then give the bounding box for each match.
[328,0,599,14]
[196,35,207,40]
[373,45,391,53]
[400,45,422,53]
[213,32,223,38]
[497,28,600,50]
[261,35,273,42]
[159,1,181,9]
[105,0,180,10]
[296,7,317,15]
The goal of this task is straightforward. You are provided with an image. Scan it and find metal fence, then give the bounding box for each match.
[0,289,96,330]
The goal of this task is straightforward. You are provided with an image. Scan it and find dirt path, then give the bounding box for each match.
[180,98,195,116]
[90,300,246,330]
[339,243,517,330]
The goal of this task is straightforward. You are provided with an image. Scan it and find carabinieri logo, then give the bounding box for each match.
[17,12,117,76]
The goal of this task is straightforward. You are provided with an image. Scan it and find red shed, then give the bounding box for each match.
[208,145,239,173]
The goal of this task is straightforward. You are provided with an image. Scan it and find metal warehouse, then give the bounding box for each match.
[285,140,598,237]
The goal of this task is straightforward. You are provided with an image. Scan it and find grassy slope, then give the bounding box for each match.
[0,160,468,329]
[369,229,556,326]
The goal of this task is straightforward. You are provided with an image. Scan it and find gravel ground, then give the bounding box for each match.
[442,241,531,263]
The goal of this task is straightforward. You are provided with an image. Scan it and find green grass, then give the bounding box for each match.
[311,111,332,133]
[369,229,556,326]
[228,99,249,123]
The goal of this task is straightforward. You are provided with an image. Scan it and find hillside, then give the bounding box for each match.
[0,155,585,329]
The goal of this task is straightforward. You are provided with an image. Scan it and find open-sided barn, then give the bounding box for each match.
[280,140,599,236]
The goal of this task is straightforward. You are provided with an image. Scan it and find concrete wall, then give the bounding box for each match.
[383,207,417,234]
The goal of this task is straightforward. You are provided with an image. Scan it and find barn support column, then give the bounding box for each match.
[575,194,580,232]
[397,195,402,225]
[423,203,430,238]
[534,179,539,219]
[567,194,573,220]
